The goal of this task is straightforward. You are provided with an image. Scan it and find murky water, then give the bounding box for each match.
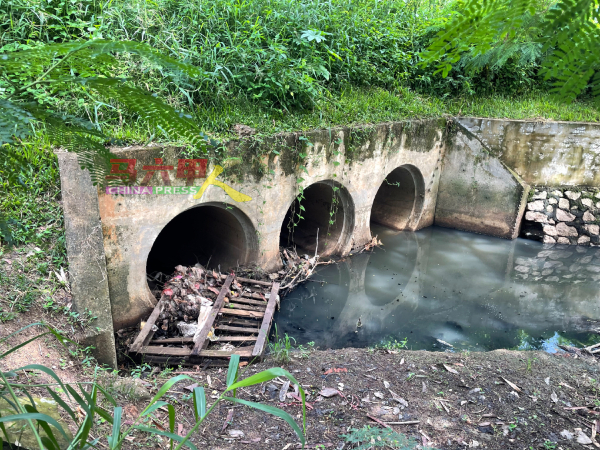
[273,225,600,352]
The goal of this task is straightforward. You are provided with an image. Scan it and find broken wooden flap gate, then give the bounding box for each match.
[129,274,280,366]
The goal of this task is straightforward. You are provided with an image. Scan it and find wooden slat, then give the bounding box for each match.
[240,292,268,301]
[229,296,266,306]
[130,300,163,352]
[252,282,280,357]
[191,275,234,356]
[199,347,254,358]
[150,337,193,344]
[215,325,259,334]
[141,345,254,358]
[236,277,272,287]
[213,336,257,342]
[150,336,256,345]
[223,318,261,327]
[141,346,191,356]
[222,302,266,312]
[220,308,264,319]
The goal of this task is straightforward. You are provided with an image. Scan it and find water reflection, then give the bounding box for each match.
[273,226,600,352]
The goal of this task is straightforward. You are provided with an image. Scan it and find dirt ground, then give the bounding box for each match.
[166,348,600,450]
[3,314,600,450]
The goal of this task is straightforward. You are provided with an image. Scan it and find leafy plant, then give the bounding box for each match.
[268,325,313,364]
[0,323,307,450]
[421,0,600,105]
[374,337,408,351]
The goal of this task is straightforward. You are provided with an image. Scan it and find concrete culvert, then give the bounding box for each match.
[370,164,425,230]
[146,203,257,278]
[280,181,353,256]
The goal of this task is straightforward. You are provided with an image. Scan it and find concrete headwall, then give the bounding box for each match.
[434,122,529,239]
[90,120,446,335]
[57,116,600,366]
[459,118,600,186]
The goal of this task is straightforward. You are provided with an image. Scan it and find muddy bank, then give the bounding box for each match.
[126,348,600,449]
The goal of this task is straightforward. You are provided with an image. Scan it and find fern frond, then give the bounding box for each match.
[79,77,208,149]
[0,99,36,144]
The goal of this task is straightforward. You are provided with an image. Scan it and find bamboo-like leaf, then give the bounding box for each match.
[141,375,193,416]
[223,397,305,447]
[226,355,240,398]
[15,365,72,402]
[24,405,60,450]
[108,406,122,450]
[46,388,76,422]
[226,368,306,431]
[192,387,206,421]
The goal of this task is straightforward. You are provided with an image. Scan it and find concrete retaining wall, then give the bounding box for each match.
[458,118,600,186]
[434,122,529,239]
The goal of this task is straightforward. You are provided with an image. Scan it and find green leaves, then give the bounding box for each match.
[421,0,600,104]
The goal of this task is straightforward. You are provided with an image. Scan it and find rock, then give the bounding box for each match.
[556,209,576,222]
[552,190,563,197]
[319,388,339,398]
[228,429,245,438]
[586,265,600,273]
[556,223,578,237]
[560,430,573,441]
[369,405,399,421]
[575,428,592,445]
[546,205,554,212]
[583,211,596,222]
[597,201,600,209]
[557,237,570,244]
[111,378,152,401]
[469,388,482,395]
[543,261,563,268]
[542,225,558,236]
[525,211,549,223]
[546,276,560,282]
[527,200,545,211]
[0,397,74,449]
[565,191,581,200]
[582,198,593,208]
[532,191,547,200]
[585,224,599,236]
[541,268,554,275]
[232,124,256,136]
[514,265,530,273]
[578,236,590,245]
[558,198,570,210]
[543,236,556,244]
[507,391,519,401]
[580,255,593,263]
[548,198,558,205]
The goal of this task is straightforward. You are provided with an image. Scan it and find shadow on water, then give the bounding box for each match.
[273,225,600,352]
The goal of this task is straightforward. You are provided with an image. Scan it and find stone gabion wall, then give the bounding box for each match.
[522,188,600,246]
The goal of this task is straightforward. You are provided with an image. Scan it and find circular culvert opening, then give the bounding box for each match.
[370,164,425,230]
[146,204,257,280]
[280,181,353,256]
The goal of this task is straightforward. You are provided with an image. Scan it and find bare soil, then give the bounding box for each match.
[3,313,600,449]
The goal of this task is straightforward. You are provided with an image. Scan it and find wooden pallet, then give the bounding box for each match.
[129,273,279,366]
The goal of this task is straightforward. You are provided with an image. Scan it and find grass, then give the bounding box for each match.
[92,87,600,144]
[267,325,314,364]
